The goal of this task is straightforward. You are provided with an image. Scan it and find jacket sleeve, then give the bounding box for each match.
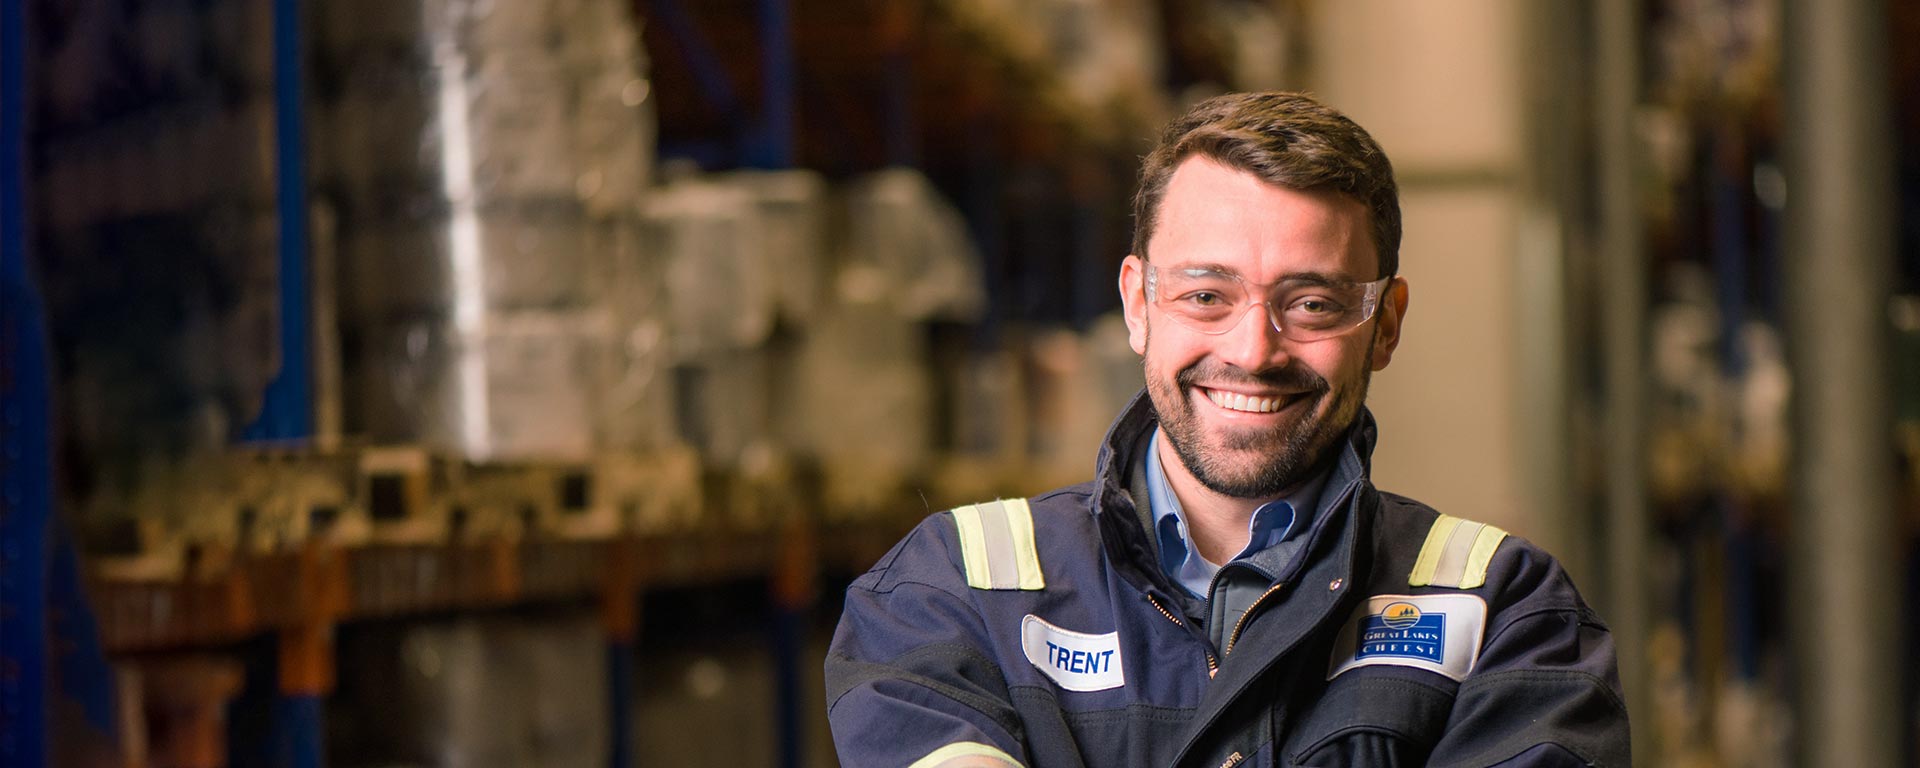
[825,517,1029,767]
[1427,542,1632,767]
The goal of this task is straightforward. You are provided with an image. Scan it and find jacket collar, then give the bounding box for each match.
[1093,394,1386,766]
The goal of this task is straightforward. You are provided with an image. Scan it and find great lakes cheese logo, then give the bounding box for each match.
[1357,601,1445,663]
[1329,594,1488,681]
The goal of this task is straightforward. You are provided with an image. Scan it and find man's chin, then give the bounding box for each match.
[1211,422,1302,452]
[1191,467,1293,500]
[1182,442,1294,496]
[1190,411,1351,496]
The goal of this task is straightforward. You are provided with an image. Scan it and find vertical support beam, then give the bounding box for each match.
[1515,0,1581,584]
[0,0,19,286]
[0,184,48,768]
[0,0,49,761]
[877,2,919,168]
[1065,160,1107,328]
[754,1,802,759]
[275,544,346,768]
[771,518,816,768]
[601,537,643,768]
[245,0,313,441]
[750,0,797,169]
[1781,0,1898,763]
[605,641,635,768]
[965,115,1005,336]
[1592,0,1651,760]
[48,520,120,746]
[274,696,324,768]
[645,0,744,120]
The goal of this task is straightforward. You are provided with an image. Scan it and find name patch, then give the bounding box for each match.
[1329,594,1487,682]
[1021,614,1125,692]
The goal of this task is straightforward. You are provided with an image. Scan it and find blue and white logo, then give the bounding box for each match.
[1329,594,1487,681]
[1355,601,1447,663]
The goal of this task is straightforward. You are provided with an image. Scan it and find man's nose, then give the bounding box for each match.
[1255,301,1288,336]
[1217,302,1292,369]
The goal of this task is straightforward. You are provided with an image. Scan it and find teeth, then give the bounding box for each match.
[1206,389,1283,413]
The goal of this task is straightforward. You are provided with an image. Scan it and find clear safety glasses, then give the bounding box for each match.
[1144,264,1391,342]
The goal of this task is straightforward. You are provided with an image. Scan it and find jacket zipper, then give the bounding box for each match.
[1215,476,1368,658]
[1167,476,1368,768]
[1223,581,1288,657]
[1147,593,1218,678]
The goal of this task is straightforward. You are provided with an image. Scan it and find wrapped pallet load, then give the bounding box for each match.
[644,173,779,472]
[317,0,656,465]
[841,168,986,322]
[645,168,842,528]
[798,169,987,516]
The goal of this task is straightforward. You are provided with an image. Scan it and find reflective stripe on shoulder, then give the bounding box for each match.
[908,741,1024,768]
[950,498,1044,590]
[1408,514,1508,589]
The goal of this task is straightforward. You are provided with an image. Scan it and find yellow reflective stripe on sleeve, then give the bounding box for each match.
[1430,520,1487,585]
[1003,498,1045,590]
[1409,514,1508,588]
[1460,523,1508,589]
[949,499,1044,591]
[907,741,1024,768]
[1409,515,1464,586]
[951,504,995,590]
[973,500,1022,588]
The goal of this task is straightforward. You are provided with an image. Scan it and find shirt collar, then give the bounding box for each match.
[1143,426,1331,599]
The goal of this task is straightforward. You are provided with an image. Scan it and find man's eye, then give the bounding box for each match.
[1292,297,1341,314]
[1186,292,1224,307]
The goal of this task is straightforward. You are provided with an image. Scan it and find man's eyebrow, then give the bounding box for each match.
[1163,261,1241,277]
[1161,262,1365,284]
[1276,271,1361,286]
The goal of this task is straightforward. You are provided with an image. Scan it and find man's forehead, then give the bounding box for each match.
[1161,154,1355,198]
[1162,155,1282,198]
[1149,158,1378,278]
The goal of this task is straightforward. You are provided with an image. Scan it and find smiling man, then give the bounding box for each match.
[827,92,1630,767]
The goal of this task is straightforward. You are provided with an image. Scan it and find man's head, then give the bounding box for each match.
[1119,92,1409,500]
[1131,91,1402,277]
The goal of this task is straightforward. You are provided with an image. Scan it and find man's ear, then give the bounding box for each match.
[1370,276,1410,371]
[1119,255,1148,355]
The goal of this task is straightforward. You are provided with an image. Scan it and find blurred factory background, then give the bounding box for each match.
[2,0,1917,765]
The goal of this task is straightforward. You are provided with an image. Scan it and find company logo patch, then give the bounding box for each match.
[1357,602,1445,663]
[1021,614,1125,692]
[1329,594,1487,682]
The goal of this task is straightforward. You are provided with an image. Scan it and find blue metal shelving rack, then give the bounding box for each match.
[1,0,52,761]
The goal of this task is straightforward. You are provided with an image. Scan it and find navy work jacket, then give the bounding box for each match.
[827,393,1630,767]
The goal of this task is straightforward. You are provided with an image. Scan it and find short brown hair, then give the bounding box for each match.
[1131,92,1401,278]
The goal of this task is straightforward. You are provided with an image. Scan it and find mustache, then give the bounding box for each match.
[1175,360,1329,394]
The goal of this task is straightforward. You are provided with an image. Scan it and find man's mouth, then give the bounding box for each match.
[1198,386,1302,414]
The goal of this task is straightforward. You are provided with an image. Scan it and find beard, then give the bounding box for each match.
[1144,329,1374,499]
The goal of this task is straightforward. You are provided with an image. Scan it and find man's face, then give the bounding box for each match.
[1119,156,1409,499]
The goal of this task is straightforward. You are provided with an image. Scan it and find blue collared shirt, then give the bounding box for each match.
[1144,426,1329,599]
